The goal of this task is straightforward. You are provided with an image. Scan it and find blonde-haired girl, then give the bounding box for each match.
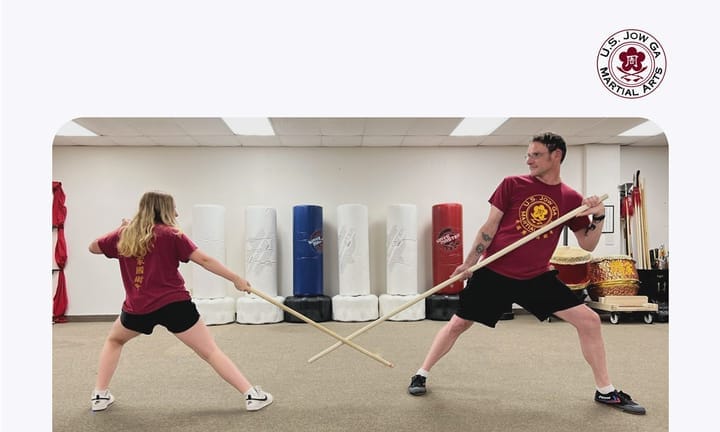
[89,191,273,412]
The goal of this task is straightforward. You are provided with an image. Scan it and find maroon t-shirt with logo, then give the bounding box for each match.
[98,224,198,314]
[485,175,589,279]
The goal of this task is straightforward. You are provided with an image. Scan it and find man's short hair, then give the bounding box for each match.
[532,132,567,162]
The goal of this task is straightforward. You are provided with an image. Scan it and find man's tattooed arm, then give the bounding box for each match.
[474,232,493,257]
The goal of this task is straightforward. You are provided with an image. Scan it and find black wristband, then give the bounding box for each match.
[592,214,606,222]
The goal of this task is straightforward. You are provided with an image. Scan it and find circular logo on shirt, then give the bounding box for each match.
[596,29,666,99]
[517,195,559,238]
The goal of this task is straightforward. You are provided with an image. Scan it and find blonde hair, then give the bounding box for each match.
[117,191,180,258]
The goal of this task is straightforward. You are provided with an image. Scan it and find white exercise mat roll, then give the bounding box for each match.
[386,204,418,295]
[337,204,370,296]
[192,239,227,299]
[245,206,279,296]
[192,204,226,241]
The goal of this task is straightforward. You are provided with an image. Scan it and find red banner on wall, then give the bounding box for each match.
[53,181,68,323]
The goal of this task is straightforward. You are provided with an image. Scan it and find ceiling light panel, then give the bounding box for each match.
[223,118,275,135]
[451,117,509,136]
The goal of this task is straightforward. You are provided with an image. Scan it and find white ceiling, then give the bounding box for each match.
[52,117,668,147]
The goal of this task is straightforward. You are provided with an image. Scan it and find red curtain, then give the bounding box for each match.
[53,181,68,323]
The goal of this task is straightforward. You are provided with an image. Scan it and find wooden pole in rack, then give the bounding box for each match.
[640,178,651,268]
[307,194,609,364]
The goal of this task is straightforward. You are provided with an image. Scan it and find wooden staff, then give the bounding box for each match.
[621,195,632,256]
[247,287,394,367]
[308,194,609,364]
[640,178,651,267]
[626,195,634,257]
[632,171,643,267]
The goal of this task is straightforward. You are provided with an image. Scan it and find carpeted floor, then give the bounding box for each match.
[53,313,668,432]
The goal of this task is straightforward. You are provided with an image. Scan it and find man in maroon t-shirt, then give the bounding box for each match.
[408,133,646,415]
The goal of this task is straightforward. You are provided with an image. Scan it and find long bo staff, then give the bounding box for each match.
[247,287,394,367]
[308,194,608,364]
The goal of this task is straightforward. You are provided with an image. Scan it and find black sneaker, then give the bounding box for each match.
[594,390,646,415]
[408,374,427,396]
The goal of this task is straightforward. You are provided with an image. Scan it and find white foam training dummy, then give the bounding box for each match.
[332,204,378,322]
[237,206,284,324]
[190,204,236,325]
[191,205,228,299]
[380,204,424,321]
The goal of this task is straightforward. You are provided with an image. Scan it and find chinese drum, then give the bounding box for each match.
[587,255,640,301]
[550,246,592,291]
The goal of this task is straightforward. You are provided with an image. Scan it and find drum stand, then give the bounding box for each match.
[586,295,658,324]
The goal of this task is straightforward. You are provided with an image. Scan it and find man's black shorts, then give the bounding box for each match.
[120,300,200,335]
[456,267,583,327]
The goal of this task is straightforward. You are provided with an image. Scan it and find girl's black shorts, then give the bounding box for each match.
[120,300,200,335]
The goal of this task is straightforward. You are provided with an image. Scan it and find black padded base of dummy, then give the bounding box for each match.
[425,294,514,321]
[283,295,333,323]
[499,309,514,320]
[425,294,460,321]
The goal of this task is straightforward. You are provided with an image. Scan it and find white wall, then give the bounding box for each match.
[52,144,668,316]
[583,144,622,256]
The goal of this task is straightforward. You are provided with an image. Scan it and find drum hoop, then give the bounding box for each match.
[550,257,591,265]
[591,279,640,287]
[590,255,636,263]
[551,246,592,264]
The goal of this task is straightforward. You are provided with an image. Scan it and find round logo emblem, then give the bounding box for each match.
[308,230,323,252]
[596,29,666,98]
[517,195,559,238]
[436,228,461,251]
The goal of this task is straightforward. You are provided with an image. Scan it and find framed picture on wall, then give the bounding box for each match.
[602,205,614,233]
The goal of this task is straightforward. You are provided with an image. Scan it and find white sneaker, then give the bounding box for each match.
[91,390,115,412]
[245,386,273,411]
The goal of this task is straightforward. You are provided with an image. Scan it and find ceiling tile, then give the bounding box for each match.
[480,135,530,146]
[319,118,366,135]
[270,118,322,135]
[361,136,404,146]
[407,118,463,135]
[363,118,415,135]
[175,118,234,136]
[73,118,139,136]
[125,118,188,136]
